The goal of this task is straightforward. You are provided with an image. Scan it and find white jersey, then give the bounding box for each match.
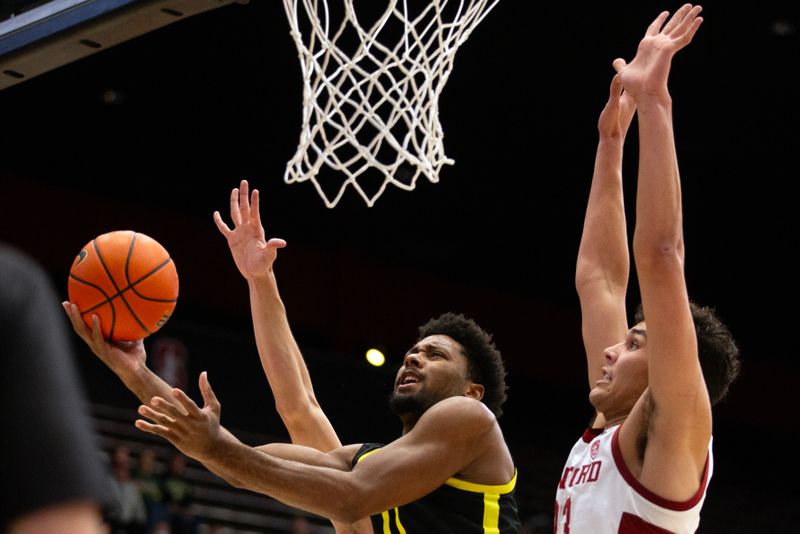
[554,425,712,534]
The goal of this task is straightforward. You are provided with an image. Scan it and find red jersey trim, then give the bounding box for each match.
[582,427,604,443]
[610,425,710,511]
[618,512,674,533]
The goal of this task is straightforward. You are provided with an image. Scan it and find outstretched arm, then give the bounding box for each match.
[615,3,710,500]
[575,74,636,427]
[136,379,502,524]
[214,180,339,452]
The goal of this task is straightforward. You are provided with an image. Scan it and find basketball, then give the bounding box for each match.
[68,230,179,342]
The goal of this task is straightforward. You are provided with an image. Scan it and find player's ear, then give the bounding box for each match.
[464,382,484,401]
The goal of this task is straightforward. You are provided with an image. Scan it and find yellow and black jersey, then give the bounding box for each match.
[352,443,520,533]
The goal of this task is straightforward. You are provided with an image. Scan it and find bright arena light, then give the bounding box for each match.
[366,348,385,367]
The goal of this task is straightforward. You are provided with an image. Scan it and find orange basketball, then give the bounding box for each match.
[68,230,179,341]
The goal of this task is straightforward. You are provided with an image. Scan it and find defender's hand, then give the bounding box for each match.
[214,179,286,280]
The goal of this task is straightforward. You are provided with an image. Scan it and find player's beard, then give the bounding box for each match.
[388,389,437,417]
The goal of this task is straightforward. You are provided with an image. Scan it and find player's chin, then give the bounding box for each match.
[389,389,415,403]
[588,387,608,409]
[388,390,424,416]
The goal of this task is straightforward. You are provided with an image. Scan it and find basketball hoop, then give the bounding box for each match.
[282,0,500,207]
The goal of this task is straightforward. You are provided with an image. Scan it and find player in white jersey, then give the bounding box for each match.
[556,5,741,533]
[556,427,713,533]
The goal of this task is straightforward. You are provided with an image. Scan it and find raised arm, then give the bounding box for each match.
[214,180,339,452]
[615,3,711,499]
[136,382,504,524]
[575,74,636,424]
[214,183,372,533]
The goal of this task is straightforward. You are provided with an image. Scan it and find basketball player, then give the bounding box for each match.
[63,184,521,532]
[137,314,520,532]
[555,5,740,533]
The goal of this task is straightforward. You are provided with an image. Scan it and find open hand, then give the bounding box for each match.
[613,4,703,101]
[214,180,286,280]
[135,371,226,463]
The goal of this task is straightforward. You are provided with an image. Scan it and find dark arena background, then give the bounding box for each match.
[1,1,798,532]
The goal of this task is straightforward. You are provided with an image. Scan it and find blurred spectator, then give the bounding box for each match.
[135,448,170,534]
[108,445,147,534]
[163,452,198,534]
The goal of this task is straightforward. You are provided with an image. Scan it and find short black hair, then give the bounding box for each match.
[635,301,741,405]
[418,312,508,417]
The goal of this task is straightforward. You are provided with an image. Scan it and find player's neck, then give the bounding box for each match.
[603,413,628,429]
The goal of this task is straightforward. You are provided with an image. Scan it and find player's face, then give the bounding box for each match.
[389,335,474,417]
[589,323,649,420]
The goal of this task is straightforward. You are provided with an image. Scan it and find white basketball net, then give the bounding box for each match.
[282,0,500,207]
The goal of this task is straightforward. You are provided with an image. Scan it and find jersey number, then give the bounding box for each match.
[554,498,571,533]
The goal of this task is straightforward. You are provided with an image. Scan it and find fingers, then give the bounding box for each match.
[655,5,703,54]
[612,74,636,122]
[171,387,203,418]
[267,238,287,250]
[62,301,91,340]
[90,314,107,346]
[62,303,119,362]
[612,58,627,74]
[230,187,242,226]
[239,179,251,222]
[136,401,180,437]
[678,15,703,46]
[603,75,629,124]
[222,181,259,232]
[251,188,263,228]
[149,396,188,418]
[134,419,171,437]
[658,5,702,49]
[136,393,204,442]
[199,371,221,414]
[609,74,623,100]
[139,403,176,426]
[213,211,232,237]
[661,5,689,34]
[646,10,670,36]
[663,4,697,35]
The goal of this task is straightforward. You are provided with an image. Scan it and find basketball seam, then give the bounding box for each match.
[79,261,178,312]
[93,235,149,337]
[77,283,176,312]
[126,256,177,303]
[69,273,117,329]
[119,233,154,335]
